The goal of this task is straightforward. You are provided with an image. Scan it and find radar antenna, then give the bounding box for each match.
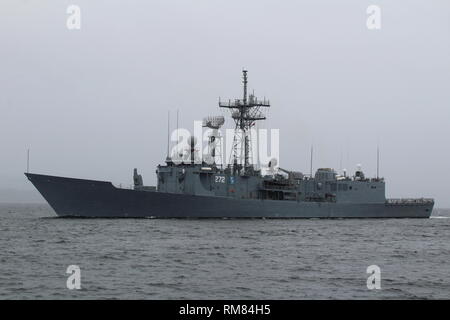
[202,116,225,165]
[219,70,270,173]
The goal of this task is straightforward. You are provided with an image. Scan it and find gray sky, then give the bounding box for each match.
[1,0,449,206]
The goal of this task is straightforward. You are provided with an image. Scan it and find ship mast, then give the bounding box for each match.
[219,70,270,173]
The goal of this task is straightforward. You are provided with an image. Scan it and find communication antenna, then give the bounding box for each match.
[256,121,260,170]
[377,145,380,179]
[176,109,179,156]
[27,148,30,174]
[310,145,313,177]
[166,110,170,159]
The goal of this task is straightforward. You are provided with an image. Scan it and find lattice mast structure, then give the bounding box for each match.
[219,70,270,173]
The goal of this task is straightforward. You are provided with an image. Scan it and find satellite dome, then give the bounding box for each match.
[268,157,278,168]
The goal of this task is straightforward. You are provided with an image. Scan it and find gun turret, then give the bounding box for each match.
[279,168,304,181]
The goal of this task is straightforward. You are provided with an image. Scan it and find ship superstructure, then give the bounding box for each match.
[152,70,387,204]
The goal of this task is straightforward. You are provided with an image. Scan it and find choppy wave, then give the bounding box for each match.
[1,203,449,299]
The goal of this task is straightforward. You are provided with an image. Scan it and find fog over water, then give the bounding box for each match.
[1,1,449,206]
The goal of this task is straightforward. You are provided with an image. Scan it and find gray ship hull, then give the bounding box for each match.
[25,173,433,218]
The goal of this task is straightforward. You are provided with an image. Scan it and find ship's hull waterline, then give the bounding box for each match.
[25,173,433,218]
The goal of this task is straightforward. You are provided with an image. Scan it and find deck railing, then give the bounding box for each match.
[386,198,434,205]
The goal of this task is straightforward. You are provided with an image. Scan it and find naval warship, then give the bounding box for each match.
[26,71,434,218]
